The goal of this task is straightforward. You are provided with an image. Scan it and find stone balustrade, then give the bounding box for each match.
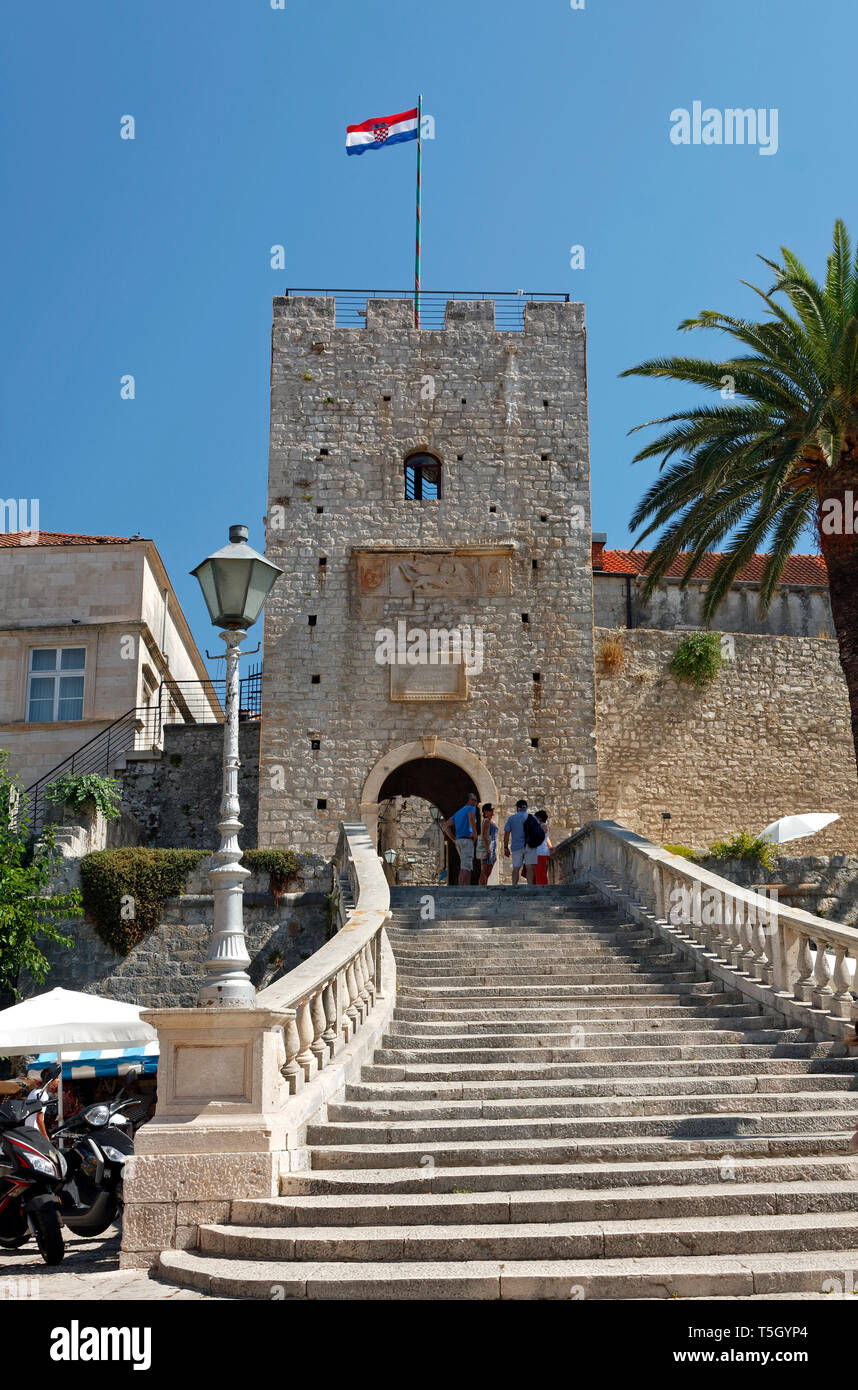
[552,820,858,1042]
[120,821,394,1268]
[257,821,391,1088]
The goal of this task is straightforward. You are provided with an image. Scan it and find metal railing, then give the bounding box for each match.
[22,666,262,838]
[282,288,571,331]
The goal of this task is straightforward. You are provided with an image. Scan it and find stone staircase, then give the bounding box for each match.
[158,884,858,1298]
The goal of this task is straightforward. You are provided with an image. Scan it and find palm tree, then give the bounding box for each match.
[622,220,858,770]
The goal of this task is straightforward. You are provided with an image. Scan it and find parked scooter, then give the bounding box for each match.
[0,1063,66,1265]
[53,1067,142,1236]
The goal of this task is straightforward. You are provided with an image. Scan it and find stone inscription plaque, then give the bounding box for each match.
[357,548,512,599]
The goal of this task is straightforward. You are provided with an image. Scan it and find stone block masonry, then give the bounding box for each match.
[119,722,260,849]
[595,627,858,854]
[259,296,599,857]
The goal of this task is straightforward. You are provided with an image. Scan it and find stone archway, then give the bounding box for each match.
[360,739,501,885]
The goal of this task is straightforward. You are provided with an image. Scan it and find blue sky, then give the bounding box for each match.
[3,0,855,671]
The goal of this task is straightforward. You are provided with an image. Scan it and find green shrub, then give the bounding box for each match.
[45,773,122,821]
[242,849,302,900]
[706,831,777,870]
[669,631,723,687]
[663,843,701,861]
[80,848,210,954]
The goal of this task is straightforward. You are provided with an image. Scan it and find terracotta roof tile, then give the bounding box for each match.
[597,549,828,586]
[0,532,138,548]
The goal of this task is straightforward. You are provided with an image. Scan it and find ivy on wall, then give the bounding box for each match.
[669,631,723,687]
[79,847,305,955]
[80,848,210,955]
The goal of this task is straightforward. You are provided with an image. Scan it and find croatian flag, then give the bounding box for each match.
[346,106,419,156]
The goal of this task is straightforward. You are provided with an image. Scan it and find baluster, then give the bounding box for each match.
[281,1011,302,1094]
[322,978,338,1055]
[345,958,361,1032]
[362,941,376,1009]
[339,968,353,1044]
[829,945,853,1018]
[352,950,366,1023]
[794,934,816,1003]
[310,987,327,1069]
[812,937,835,1012]
[753,919,772,984]
[295,995,316,1079]
[726,909,744,971]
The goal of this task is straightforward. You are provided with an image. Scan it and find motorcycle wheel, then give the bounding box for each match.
[0,1207,28,1247]
[31,1206,64,1265]
[0,1232,28,1249]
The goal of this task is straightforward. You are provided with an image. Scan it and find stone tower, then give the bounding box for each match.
[259,293,598,872]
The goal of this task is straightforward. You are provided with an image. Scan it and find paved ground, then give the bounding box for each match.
[0,1228,225,1300]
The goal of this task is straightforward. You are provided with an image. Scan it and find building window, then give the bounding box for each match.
[27,648,86,722]
[404,453,442,500]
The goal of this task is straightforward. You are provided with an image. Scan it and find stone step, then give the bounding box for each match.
[326,1092,858,1123]
[391,1001,755,1021]
[236,1178,858,1228]
[372,1040,822,1066]
[281,1152,858,1195]
[157,1246,858,1300]
[362,1056,858,1082]
[398,981,714,999]
[384,1016,776,1038]
[308,1109,858,1146]
[198,1209,858,1263]
[346,1073,858,1102]
[307,1131,855,1170]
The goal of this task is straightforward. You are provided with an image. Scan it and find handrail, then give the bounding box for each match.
[257,822,391,1090]
[22,706,147,838]
[552,820,858,1042]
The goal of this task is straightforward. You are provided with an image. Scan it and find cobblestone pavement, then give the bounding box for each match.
[0,1229,226,1300]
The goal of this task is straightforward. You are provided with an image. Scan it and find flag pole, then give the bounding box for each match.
[414,93,423,328]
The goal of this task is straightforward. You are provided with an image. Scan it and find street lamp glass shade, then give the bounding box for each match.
[191,525,284,629]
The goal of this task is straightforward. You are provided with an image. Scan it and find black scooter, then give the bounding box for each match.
[0,1064,66,1265]
[54,1068,142,1237]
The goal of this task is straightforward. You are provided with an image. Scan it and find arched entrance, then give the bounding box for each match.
[360,739,501,885]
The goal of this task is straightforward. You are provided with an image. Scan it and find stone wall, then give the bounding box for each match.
[595,627,858,855]
[378,795,446,885]
[119,721,261,849]
[25,881,330,1011]
[593,574,833,637]
[694,854,858,928]
[259,296,599,856]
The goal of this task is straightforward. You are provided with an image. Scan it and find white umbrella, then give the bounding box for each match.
[758,813,841,845]
[0,988,157,1123]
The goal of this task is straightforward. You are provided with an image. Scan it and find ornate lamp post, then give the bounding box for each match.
[191,524,283,1007]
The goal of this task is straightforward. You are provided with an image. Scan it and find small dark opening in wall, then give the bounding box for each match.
[311,674,320,684]
[457,454,464,461]
[308,615,317,626]
[383,395,391,402]
[489,505,497,513]
[531,559,538,570]
[461,398,467,404]
[317,798,327,810]
[541,453,549,461]
[531,738,540,749]
[319,448,329,456]
[521,613,529,624]
[319,556,327,567]
[543,399,550,408]
[540,514,548,523]
[316,506,324,514]
[310,739,321,751]
[533,672,541,682]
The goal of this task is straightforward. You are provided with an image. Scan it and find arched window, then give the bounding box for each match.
[404,453,442,500]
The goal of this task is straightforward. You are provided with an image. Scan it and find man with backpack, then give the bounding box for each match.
[503,798,546,885]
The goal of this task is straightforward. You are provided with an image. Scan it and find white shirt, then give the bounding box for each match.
[24,1087,48,1130]
[536,822,550,857]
